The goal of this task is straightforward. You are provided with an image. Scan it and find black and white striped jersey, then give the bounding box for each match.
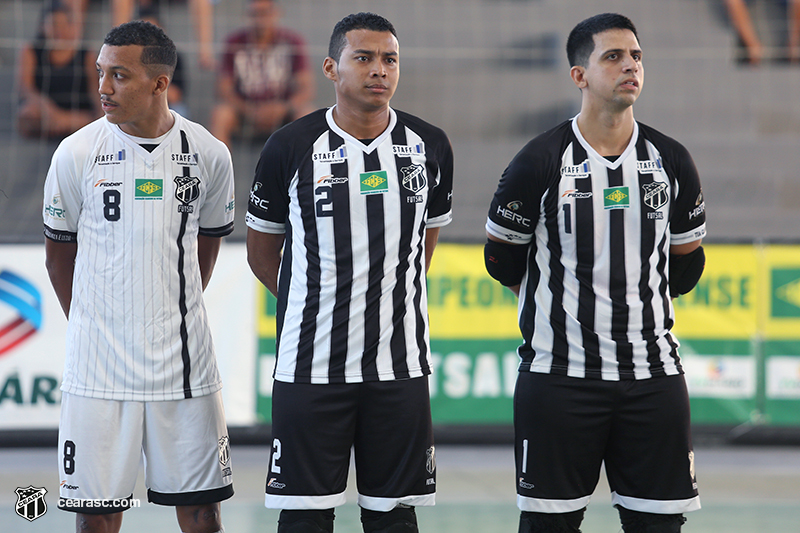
[486,117,706,381]
[246,107,453,384]
[43,112,236,401]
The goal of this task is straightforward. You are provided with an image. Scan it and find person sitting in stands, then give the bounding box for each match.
[17,0,101,139]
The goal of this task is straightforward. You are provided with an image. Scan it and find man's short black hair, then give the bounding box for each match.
[566,13,639,67]
[103,20,177,78]
[328,12,397,63]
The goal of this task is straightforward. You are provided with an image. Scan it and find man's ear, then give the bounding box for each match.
[153,73,170,96]
[570,65,587,89]
[322,56,338,82]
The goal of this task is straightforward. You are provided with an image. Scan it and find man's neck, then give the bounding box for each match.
[332,105,391,140]
[118,106,174,139]
[576,106,635,157]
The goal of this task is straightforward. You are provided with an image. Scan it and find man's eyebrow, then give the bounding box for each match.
[602,47,642,56]
[351,49,398,56]
[96,63,132,72]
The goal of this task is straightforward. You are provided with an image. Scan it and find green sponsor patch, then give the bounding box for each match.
[771,268,800,318]
[135,179,163,199]
[603,186,629,209]
[360,171,388,195]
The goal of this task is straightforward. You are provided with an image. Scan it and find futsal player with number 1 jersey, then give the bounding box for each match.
[485,13,706,533]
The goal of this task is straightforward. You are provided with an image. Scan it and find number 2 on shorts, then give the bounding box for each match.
[270,438,282,474]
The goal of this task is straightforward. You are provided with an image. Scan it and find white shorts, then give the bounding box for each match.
[57,391,234,514]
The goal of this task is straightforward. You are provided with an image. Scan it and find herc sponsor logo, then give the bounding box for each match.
[496,205,531,227]
[15,486,47,522]
[771,268,800,318]
[135,179,163,199]
[688,202,705,220]
[360,171,389,195]
[44,195,66,219]
[312,145,347,164]
[250,182,269,211]
[603,187,629,209]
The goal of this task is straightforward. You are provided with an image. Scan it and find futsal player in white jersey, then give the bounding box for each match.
[246,12,453,533]
[43,21,234,533]
[484,13,706,533]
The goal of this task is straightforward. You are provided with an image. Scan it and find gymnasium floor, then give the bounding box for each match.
[2,444,799,532]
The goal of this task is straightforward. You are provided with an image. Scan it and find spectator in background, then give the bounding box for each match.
[210,0,314,150]
[113,0,215,69]
[17,0,101,139]
[724,0,800,64]
[137,4,191,117]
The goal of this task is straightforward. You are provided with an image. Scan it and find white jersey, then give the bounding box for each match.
[43,112,235,401]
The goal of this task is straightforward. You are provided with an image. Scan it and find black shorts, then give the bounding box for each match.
[514,372,700,514]
[265,377,436,511]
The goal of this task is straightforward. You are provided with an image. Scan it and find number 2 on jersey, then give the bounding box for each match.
[315,186,334,217]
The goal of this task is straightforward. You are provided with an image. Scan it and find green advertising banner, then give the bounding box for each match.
[255,244,800,428]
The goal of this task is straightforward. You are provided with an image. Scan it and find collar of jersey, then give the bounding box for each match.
[570,114,639,171]
[106,110,180,158]
[325,106,397,154]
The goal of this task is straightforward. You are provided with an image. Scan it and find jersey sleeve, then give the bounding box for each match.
[666,142,706,245]
[486,140,548,244]
[198,139,235,237]
[426,133,454,228]
[245,130,292,234]
[43,137,84,243]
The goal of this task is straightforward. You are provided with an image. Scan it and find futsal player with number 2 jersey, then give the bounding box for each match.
[246,12,453,533]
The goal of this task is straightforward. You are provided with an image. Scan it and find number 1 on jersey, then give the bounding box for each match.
[562,204,572,234]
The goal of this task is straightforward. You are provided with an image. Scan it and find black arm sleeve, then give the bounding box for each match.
[669,246,705,297]
[485,238,528,287]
